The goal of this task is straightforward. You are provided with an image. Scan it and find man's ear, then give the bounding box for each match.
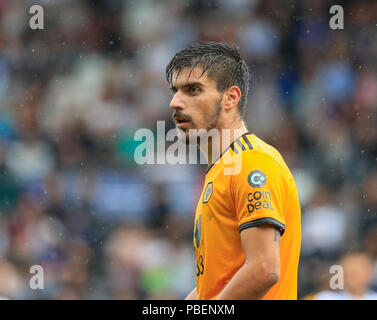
[222,86,241,111]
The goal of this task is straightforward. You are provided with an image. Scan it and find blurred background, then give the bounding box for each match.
[0,0,376,299]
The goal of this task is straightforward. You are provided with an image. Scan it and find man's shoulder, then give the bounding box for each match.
[236,133,290,173]
[215,133,293,182]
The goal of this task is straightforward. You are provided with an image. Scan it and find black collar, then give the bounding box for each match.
[205,132,252,175]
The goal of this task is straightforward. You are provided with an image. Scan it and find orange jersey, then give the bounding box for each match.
[193,132,301,300]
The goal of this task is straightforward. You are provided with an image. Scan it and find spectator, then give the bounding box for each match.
[313,252,377,300]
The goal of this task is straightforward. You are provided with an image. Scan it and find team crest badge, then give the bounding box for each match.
[203,182,213,203]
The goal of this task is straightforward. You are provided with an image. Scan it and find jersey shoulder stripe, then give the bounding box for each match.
[206,132,253,174]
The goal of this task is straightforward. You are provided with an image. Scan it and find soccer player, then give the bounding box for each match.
[166,42,301,300]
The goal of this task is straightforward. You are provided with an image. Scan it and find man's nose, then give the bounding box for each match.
[169,91,185,110]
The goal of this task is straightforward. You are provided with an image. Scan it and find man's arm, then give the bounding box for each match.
[185,287,198,300]
[216,224,281,300]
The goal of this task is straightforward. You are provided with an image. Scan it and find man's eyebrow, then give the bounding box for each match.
[170,82,204,91]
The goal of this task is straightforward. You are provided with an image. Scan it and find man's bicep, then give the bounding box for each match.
[240,224,281,279]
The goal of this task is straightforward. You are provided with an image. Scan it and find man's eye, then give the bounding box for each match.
[189,87,200,94]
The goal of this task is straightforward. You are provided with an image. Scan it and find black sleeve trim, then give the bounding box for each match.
[239,217,285,236]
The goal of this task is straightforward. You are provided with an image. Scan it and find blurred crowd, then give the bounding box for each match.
[0,0,376,299]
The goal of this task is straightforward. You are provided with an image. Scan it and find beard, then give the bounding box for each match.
[176,98,223,145]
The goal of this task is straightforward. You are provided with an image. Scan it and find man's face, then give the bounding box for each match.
[342,254,373,294]
[169,66,223,141]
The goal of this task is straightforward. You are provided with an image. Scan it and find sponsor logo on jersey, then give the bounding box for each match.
[247,170,267,188]
[246,191,275,214]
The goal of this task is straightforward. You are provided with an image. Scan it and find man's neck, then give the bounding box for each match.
[199,121,248,165]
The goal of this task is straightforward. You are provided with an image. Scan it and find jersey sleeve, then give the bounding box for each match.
[230,151,287,235]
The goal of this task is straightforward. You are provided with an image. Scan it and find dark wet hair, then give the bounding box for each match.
[166,42,250,116]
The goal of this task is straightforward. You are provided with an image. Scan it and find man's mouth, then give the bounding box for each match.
[175,118,191,129]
